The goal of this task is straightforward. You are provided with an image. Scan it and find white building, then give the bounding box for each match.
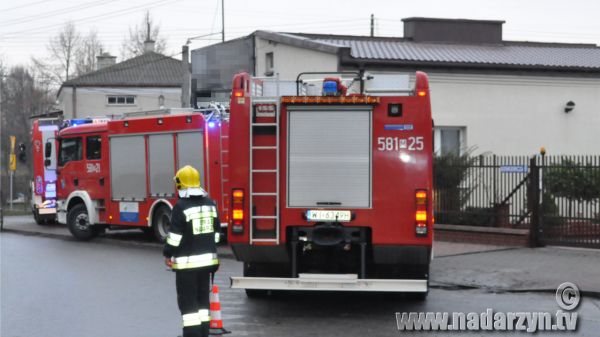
[191,17,600,155]
[58,44,183,119]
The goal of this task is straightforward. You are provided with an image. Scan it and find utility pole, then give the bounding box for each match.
[181,45,191,108]
[221,0,225,42]
[370,14,374,37]
[0,77,3,230]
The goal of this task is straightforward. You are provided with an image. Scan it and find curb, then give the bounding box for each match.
[434,246,520,259]
[430,281,600,299]
[1,228,237,259]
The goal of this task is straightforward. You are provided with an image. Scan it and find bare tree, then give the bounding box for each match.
[48,21,80,81]
[75,30,104,76]
[32,22,106,88]
[120,10,167,59]
[31,21,81,86]
[0,65,54,202]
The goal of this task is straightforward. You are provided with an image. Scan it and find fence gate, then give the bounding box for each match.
[434,155,533,229]
[539,156,600,248]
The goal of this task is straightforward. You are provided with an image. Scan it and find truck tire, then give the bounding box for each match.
[33,210,45,225]
[67,203,98,241]
[152,205,171,243]
[243,263,269,298]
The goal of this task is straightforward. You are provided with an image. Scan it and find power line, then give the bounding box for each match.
[0,0,180,38]
[0,0,52,13]
[0,0,118,28]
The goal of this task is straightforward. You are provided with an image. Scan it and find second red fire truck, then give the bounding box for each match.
[47,107,229,241]
[227,71,434,297]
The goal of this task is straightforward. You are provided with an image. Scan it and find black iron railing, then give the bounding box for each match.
[434,154,600,248]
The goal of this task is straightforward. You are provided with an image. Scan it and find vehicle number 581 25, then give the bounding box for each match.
[376,137,424,151]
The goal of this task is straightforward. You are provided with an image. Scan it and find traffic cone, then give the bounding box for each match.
[209,285,230,335]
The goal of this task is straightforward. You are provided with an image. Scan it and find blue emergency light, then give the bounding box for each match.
[67,119,92,127]
[208,121,216,128]
[322,80,338,96]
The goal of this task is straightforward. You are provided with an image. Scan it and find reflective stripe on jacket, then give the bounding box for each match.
[163,195,220,270]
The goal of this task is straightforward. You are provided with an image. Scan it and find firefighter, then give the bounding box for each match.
[164,165,220,337]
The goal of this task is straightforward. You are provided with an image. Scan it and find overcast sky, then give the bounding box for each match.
[1,0,599,67]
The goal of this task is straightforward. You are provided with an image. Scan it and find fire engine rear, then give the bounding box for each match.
[228,71,433,297]
[48,108,229,241]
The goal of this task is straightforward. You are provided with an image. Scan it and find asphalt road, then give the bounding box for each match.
[2,231,600,337]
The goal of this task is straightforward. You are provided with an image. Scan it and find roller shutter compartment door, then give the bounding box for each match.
[287,107,371,208]
[110,135,147,200]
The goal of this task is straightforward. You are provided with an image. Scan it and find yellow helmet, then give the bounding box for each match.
[174,165,201,190]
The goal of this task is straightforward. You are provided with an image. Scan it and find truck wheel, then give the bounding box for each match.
[33,210,45,225]
[152,205,171,243]
[67,204,97,241]
[243,263,269,298]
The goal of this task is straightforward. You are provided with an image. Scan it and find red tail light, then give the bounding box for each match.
[231,189,245,234]
[415,189,428,236]
[232,89,244,97]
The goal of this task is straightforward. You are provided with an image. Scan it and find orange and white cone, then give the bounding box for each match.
[209,285,230,335]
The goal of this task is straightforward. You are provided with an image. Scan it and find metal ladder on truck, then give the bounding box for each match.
[219,112,229,232]
[248,76,281,244]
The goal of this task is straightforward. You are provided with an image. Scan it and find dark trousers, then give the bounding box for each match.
[176,269,211,337]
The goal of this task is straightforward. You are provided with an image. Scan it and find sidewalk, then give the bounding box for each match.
[3,215,599,295]
[431,246,600,295]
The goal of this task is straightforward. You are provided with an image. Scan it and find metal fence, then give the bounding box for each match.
[540,156,600,248]
[434,155,532,228]
[434,154,600,248]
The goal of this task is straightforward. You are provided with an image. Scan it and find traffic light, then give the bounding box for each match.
[18,143,26,163]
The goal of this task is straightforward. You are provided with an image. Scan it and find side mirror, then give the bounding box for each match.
[45,142,52,158]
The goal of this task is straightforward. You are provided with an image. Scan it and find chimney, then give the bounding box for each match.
[402,17,505,44]
[144,39,155,53]
[96,52,116,70]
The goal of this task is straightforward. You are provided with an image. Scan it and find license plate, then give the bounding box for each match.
[306,210,351,222]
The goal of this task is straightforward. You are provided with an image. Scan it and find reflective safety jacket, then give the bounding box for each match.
[163,195,220,270]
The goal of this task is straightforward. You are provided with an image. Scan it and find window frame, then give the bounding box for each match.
[58,137,83,166]
[265,52,274,76]
[106,95,136,106]
[434,126,467,156]
[86,136,102,160]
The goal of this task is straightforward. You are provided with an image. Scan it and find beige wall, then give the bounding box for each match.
[254,37,338,80]
[58,87,182,119]
[428,73,600,155]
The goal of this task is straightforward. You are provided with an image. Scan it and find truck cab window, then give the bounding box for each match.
[86,136,102,160]
[59,137,82,166]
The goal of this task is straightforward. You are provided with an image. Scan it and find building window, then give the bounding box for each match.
[434,126,466,156]
[107,95,136,105]
[265,52,274,76]
[86,136,102,160]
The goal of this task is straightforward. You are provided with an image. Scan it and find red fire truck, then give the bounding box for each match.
[227,71,433,297]
[31,116,109,224]
[31,118,62,224]
[47,107,229,241]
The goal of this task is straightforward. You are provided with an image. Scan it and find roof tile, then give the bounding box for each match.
[63,52,182,87]
[311,38,600,69]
